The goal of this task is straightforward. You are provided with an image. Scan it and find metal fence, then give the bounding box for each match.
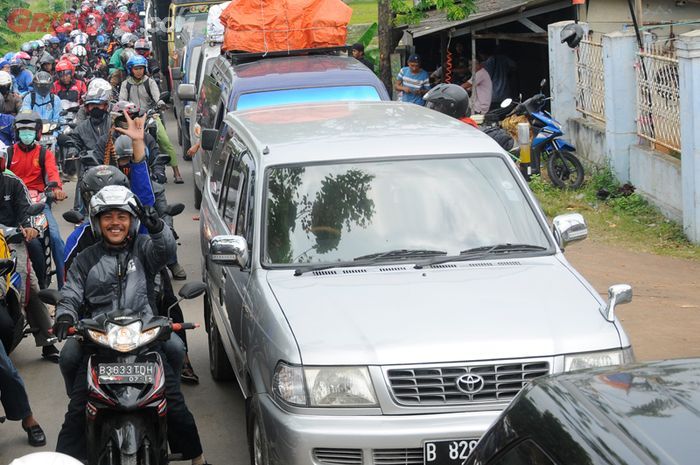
[575,39,606,123]
[636,42,681,154]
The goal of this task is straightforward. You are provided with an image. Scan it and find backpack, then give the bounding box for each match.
[7,145,49,187]
[126,79,156,106]
[30,92,58,113]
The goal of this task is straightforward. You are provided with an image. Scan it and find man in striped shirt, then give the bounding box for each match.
[395,54,431,105]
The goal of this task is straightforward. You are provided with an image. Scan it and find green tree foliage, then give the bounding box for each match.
[0,0,29,48]
[390,0,477,25]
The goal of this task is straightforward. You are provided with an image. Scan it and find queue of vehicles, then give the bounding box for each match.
[136,1,695,464]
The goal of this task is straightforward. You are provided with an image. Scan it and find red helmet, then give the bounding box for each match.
[56,59,75,73]
[65,54,80,67]
[15,51,31,61]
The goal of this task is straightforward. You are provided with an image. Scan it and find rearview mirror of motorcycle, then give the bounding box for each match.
[0,258,16,276]
[63,210,85,224]
[500,98,513,108]
[159,91,171,104]
[38,288,63,306]
[163,203,185,217]
[178,282,207,300]
[27,202,45,216]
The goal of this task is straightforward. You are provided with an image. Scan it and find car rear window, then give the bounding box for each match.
[235,86,381,111]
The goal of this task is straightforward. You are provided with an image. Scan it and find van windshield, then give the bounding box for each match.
[235,86,381,111]
[263,156,551,266]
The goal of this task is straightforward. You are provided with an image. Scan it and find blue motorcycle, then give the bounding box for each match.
[492,85,585,189]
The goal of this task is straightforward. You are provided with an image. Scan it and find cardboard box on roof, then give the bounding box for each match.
[219,0,352,53]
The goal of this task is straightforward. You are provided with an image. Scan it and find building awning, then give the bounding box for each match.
[404,0,572,38]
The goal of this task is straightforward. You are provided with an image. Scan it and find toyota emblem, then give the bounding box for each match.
[456,374,485,395]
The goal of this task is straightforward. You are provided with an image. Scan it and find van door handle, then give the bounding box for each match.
[221,269,227,283]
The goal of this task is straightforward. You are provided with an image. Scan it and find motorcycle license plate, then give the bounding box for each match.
[424,439,480,465]
[97,363,156,385]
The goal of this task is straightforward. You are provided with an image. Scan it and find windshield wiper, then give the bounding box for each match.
[414,243,548,269]
[294,249,447,276]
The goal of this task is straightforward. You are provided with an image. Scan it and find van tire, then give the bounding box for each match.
[208,308,235,381]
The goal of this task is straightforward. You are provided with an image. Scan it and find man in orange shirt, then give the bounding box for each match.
[7,111,68,296]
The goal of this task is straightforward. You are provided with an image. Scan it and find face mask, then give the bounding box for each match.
[18,129,36,146]
[89,107,107,122]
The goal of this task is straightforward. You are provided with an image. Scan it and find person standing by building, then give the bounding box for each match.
[351,43,374,70]
[395,54,431,106]
[462,58,492,115]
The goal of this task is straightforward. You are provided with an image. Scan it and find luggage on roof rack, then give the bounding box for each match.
[219,0,352,53]
[223,46,350,64]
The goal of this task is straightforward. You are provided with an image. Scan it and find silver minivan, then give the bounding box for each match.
[198,101,634,465]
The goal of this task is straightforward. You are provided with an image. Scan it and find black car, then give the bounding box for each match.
[465,358,700,465]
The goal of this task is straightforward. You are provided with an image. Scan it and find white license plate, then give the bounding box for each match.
[97,362,156,384]
[424,439,480,465]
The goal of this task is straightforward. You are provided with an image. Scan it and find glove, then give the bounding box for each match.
[139,205,164,234]
[53,315,74,342]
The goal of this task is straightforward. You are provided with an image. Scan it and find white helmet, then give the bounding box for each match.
[89,185,141,239]
[73,34,88,46]
[10,452,84,465]
[42,34,53,45]
[87,77,113,95]
[0,70,12,87]
[70,29,81,38]
[72,45,87,58]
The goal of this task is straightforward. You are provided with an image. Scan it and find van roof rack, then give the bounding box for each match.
[223,46,350,65]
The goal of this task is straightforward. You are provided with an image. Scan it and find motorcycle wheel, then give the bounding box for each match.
[547,150,585,189]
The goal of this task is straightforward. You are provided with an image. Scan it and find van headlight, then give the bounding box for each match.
[564,347,634,372]
[272,363,378,407]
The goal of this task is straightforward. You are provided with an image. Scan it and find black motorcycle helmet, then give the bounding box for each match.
[110,100,142,129]
[13,110,42,143]
[79,164,131,208]
[424,83,471,119]
[33,71,53,97]
[561,23,584,49]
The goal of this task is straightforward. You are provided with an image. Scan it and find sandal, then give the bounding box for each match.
[174,176,184,184]
[181,361,200,385]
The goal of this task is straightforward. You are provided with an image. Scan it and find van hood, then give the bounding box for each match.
[266,258,623,366]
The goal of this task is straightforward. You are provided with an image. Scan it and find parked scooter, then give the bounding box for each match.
[484,79,585,189]
[38,282,206,465]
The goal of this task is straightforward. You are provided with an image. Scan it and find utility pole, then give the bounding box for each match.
[378,0,393,96]
[635,0,644,27]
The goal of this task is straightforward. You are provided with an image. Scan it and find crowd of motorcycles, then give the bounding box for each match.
[0,1,208,463]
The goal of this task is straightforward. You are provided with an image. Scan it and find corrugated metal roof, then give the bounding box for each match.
[404,0,562,38]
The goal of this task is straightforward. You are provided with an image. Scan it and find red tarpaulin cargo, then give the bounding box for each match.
[219,0,352,53]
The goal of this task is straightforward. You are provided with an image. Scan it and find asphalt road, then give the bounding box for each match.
[0,114,250,464]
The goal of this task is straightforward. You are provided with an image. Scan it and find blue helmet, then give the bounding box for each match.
[96,35,106,45]
[126,54,148,76]
[49,36,61,45]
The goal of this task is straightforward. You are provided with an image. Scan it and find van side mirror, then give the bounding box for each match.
[552,213,588,250]
[177,83,196,102]
[200,129,218,151]
[603,284,632,322]
[209,235,248,268]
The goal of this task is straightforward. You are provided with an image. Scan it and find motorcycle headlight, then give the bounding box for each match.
[564,347,634,372]
[271,363,378,408]
[87,322,161,353]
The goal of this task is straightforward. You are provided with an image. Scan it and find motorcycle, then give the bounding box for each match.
[484,79,585,189]
[27,182,59,289]
[0,202,49,354]
[57,102,81,178]
[38,282,206,465]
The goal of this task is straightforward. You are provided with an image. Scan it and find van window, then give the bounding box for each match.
[235,85,381,111]
[198,75,221,130]
[209,125,234,203]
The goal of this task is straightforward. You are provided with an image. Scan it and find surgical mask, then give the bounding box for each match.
[89,107,108,123]
[18,129,36,146]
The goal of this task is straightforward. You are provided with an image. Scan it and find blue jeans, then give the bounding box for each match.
[44,204,65,289]
[0,336,32,421]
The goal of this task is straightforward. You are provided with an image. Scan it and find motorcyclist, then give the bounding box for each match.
[121,55,184,184]
[52,60,87,104]
[0,137,60,364]
[108,32,136,73]
[37,53,56,75]
[134,39,160,84]
[47,36,63,59]
[53,116,209,464]
[0,70,22,115]
[0,109,14,146]
[70,45,91,82]
[21,72,63,124]
[10,55,33,95]
[7,110,68,290]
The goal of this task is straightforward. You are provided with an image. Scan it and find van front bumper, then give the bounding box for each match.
[256,393,501,465]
